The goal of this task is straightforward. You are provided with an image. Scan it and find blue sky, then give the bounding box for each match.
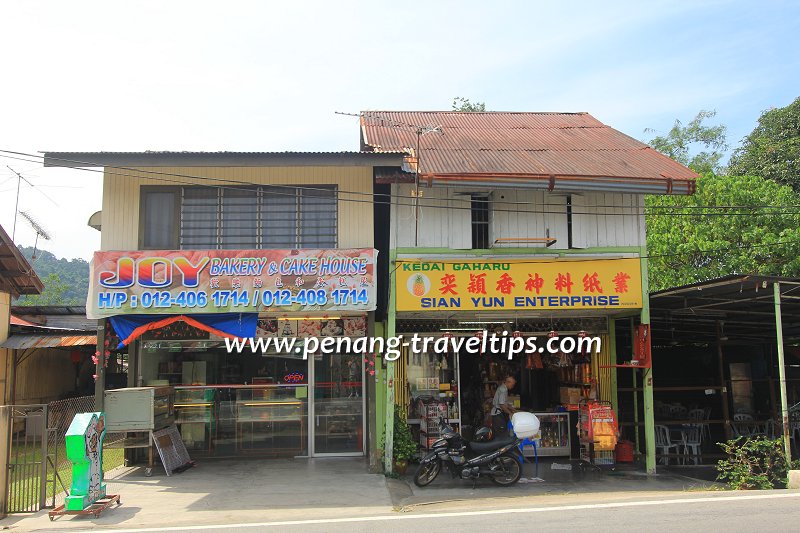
[0,0,798,259]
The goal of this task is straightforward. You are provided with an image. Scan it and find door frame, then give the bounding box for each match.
[309,351,366,457]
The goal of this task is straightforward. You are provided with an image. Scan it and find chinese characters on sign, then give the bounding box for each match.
[87,249,378,319]
[396,258,642,311]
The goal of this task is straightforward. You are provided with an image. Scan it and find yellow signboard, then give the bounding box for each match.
[396,258,642,312]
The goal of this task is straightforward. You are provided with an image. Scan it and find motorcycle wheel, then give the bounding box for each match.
[413,459,442,487]
[488,452,522,486]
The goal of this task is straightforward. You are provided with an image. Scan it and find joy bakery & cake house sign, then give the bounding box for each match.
[87,248,378,319]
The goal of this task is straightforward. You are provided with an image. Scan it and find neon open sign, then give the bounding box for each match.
[284,372,305,384]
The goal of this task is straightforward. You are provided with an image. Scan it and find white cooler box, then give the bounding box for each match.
[511,412,540,439]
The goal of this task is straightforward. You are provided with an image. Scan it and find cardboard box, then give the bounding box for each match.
[559,387,582,405]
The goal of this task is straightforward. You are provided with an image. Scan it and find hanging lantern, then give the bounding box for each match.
[442,331,454,340]
[548,330,559,339]
[512,330,522,338]
[70,351,82,364]
[578,330,588,338]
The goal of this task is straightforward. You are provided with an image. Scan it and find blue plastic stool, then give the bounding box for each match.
[508,420,539,478]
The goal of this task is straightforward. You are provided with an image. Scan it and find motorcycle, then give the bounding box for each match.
[413,418,524,487]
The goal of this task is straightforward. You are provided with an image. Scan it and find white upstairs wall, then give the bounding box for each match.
[391,184,645,250]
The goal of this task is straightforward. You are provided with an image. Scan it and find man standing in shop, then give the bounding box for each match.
[491,375,516,437]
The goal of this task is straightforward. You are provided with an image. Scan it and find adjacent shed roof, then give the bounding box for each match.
[360,111,698,194]
[0,224,43,297]
[0,334,96,349]
[11,305,96,330]
[649,275,800,345]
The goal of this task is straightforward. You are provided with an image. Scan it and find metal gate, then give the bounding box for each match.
[5,404,50,513]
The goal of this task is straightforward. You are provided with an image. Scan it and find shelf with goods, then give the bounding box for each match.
[520,412,571,457]
[406,348,462,447]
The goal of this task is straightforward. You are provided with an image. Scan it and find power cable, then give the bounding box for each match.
[4,151,800,219]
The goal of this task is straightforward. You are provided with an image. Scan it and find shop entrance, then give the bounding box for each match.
[396,315,612,460]
[134,321,366,459]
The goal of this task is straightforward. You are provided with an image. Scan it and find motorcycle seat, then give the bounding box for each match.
[468,435,516,454]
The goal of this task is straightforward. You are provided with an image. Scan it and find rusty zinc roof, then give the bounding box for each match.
[0,224,43,297]
[0,334,96,349]
[359,111,698,195]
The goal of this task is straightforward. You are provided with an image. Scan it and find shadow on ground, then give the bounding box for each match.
[390,458,723,509]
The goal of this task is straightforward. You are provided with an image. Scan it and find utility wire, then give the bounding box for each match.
[4,151,800,219]
[6,149,800,213]
[3,154,798,264]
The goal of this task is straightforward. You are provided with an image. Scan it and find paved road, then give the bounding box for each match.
[55,491,800,533]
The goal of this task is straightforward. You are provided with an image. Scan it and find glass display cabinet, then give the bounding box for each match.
[521,412,571,457]
[236,386,307,455]
[174,387,215,453]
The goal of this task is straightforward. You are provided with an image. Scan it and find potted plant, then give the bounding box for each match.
[391,407,419,475]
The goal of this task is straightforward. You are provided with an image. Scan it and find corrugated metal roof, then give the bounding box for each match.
[42,151,406,169]
[360,111,698,186]
[11,306,96,330]
[10,315,38,327]
[0,224,43,297]
[0,334,96,349]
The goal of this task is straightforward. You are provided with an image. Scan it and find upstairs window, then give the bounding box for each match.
[140,185,337,250]
[471,194,490,249]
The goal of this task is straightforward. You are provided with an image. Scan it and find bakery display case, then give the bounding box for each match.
[174,387,214,452]
[314,398,362,454]
[236,386,307,455]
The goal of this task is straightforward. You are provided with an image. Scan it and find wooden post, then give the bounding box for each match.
[0,406,10,518]
[716,321,732,440]
[774,282,792,464]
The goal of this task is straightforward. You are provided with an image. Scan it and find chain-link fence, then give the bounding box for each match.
[45,396,125,508]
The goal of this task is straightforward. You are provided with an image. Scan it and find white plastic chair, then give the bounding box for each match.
[681,425,703,465]
[733,413,758,437]
[655,425,680,465]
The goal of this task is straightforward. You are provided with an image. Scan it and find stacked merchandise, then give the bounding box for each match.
[579,401,618,466]
[417,397,448,450]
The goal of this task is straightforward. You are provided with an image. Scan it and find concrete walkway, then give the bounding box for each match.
[4,458,393,532]
[2,457,722,532]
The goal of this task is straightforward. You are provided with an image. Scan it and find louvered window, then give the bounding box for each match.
[142,185,337,250]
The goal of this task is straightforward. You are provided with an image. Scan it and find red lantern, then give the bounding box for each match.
[512,330,522,338]
[442,332,454,339]
[548,330,559,339]
[70,351,82,364]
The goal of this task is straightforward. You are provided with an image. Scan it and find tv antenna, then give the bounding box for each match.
[335,111,444,245]
[7,165,59,240]
[19,210,51,261]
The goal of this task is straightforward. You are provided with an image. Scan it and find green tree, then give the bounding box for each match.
[17,272,71,306]
[728,96,800,191]
[646,173,800,291]
[14,246,89,305]
[646,110,728,174]
[452,97,486,112]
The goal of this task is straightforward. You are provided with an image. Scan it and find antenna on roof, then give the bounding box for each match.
[19,210,51,262]
[336,111,443,246]
[335,111,444,137]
